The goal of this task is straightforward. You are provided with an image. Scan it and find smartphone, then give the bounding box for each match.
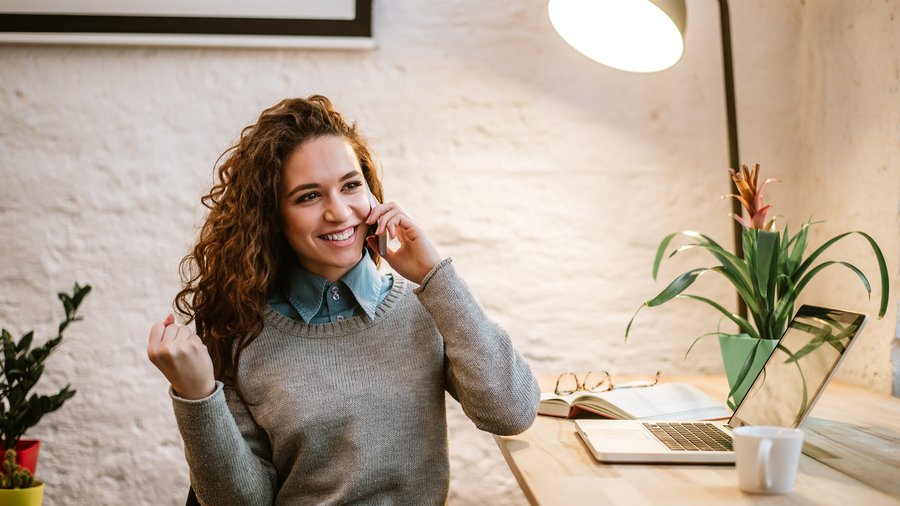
[366,186,388,257]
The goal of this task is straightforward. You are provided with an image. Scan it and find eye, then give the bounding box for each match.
[295,191,320,204]
[343,180,363,192]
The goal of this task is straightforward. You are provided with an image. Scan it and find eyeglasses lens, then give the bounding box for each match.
[555,373,578,395]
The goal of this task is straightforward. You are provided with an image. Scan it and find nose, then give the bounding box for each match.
[323,193,361,223]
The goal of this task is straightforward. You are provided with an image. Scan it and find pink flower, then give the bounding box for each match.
[725,164,779,230]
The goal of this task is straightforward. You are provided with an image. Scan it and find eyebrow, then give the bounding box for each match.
[286,170,362,199]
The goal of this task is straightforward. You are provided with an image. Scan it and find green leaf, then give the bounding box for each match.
[794,261,871,301]
[646,268,710,307]
[58,293,74,318]
[787,223,809,275]
[726,340,765,409]
[856,231,890,318]
[667,244,700,259]
[625,267,714,340]
[793,230,890,318]
[652,233,679,281]
[71,284,92,310]
[686,232,752,289]
[653,231,752,290]
[792,230,888,319]
[14,332,34,354]
[684,331,721,359]
[744,231,761,302]
[794,231,851,280]
[710,266,760,317]
[683,230,727,249]
[678,294,760,339]
[624,305,644,341]
[771,274,796,340]
[664,239,754,302]
[754,230,780,300]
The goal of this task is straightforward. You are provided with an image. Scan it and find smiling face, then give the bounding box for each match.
[279,135,371,282]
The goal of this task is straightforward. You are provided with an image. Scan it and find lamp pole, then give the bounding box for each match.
[717,0,748,319]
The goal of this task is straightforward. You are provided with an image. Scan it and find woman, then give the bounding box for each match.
[147,95,540,505]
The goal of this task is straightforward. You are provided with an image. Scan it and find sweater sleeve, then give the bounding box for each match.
[414,258,540,435]
[170,379,278,506]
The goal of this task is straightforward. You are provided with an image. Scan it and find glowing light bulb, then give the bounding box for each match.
[548,0,685,73]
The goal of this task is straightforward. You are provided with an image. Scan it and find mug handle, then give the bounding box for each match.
[756,439,773,490]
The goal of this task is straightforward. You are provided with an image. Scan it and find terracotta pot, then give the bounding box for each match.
[718,334,779,409]
[13,440,40,475]
[0,481,44,506]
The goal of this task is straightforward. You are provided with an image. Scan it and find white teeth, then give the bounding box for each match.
[323,227,355,241]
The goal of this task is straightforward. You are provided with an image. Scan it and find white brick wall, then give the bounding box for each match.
[0,1,897,504]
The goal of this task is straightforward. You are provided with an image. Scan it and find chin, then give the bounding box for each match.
[328,246,365,267]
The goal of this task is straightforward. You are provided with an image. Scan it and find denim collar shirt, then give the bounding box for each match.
[269,250,393,324]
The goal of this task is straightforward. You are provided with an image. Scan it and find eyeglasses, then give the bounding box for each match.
[554,370,661,396]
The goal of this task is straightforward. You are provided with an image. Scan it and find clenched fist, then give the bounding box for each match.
[147,314,216,400]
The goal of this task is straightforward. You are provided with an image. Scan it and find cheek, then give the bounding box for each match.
[351,200,370,219]
[280,207,316,237]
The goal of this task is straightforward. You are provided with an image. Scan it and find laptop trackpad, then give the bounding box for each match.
[596,429,653,441]
[587,428,664,452]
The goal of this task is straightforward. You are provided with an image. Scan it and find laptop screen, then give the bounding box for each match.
[730,305,867,428]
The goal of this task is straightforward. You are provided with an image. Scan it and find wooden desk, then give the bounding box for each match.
[494,376,900,505]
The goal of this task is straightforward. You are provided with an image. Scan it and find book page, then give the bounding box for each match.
[577,383,729,420]
[538,391,584,417]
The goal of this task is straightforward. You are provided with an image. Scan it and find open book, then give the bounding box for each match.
[539,383,730,420]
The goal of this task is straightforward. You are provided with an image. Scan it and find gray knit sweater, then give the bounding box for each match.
[171,259,540,505]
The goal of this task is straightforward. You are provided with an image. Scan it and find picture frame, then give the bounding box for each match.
[0,0,373,49]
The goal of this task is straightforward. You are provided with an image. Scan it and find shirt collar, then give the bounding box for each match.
[283,250,383,322]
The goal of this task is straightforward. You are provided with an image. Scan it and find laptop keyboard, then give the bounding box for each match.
[642,422,733,452]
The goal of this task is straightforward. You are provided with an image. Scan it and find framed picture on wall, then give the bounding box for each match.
[0,0,373,48]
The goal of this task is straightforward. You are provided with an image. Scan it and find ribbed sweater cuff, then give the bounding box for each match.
[414,257,453,294]
[170,381,231,435]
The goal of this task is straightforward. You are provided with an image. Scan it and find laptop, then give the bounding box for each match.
[575,305,868,464]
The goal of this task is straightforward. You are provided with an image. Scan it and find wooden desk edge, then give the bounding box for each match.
[494,434,539,506]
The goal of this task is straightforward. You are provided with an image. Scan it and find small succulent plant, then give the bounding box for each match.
[1,449,34,489]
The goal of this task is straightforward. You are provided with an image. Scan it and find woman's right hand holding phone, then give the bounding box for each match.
[147,314,216,400]
[365,201,441,285]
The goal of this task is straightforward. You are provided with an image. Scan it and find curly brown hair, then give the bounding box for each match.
[174,95,383,386]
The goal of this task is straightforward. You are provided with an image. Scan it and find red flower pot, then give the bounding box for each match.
[14,439,41,475]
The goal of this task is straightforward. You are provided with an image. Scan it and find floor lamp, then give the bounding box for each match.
[548,0,748,318]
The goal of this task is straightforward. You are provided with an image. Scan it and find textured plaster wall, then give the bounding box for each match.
[788,0,900,393]
[0,1,896,504]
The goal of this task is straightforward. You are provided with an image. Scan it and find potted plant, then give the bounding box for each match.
[625,165,888,409]
[0,448,43,506]
[0,283,90,475]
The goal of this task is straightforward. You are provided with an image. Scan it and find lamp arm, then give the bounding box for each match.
[718,0,748,319]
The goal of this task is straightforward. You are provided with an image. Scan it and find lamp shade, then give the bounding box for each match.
[548,0,686,73]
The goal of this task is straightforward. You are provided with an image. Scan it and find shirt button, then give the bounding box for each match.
[336,315,345,321]
[331,286,340,301]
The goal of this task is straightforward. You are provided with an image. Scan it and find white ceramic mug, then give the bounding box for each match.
[732,426,804,494]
